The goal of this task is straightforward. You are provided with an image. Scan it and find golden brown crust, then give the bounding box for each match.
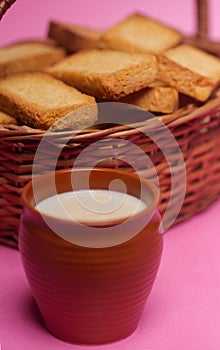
[46,49,158,100]
[0,73,96,130]
[0,41,66,78]
[48,21,101,52]
[120,87,179,114]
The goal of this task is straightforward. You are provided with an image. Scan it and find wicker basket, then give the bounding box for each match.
[1,0,220,248]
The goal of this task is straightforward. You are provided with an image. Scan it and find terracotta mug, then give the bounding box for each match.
[19,168,163,345]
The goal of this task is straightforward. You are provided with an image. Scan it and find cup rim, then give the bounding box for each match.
[21,167,160,227]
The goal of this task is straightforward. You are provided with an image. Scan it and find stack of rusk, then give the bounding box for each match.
[1,13,220,130]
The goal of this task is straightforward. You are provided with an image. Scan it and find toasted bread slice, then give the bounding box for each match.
[157,44,220,101]
[0,40,66,78]
[48,21,101,52]
[120,86,178,113]
[100,13,182,54]
[0,111,17,125]
[0,73,96,130]
[46,49,158,100]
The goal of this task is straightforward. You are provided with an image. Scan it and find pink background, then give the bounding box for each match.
[1,0,220,349]
[1,0,220,46]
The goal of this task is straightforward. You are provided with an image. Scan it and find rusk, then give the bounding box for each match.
[120,86,178,114]
[157,44,220,101]
[0,40,66,78]
[48,21,101,52]
[0,73,96,130]
[100,13,182,53]
[46,49,158,100]
[0,110,17,125]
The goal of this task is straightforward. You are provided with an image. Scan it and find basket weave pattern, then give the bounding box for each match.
[1,0,220,248]
[1,95,220,247]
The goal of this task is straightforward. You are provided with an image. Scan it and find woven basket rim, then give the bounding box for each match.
[1,90,220,136]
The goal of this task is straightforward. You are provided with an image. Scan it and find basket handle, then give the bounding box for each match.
[196,0,208,39]
[0,0,210,40]
[0,0,16,21]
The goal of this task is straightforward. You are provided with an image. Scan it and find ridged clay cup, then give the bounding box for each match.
[19,168,163,345]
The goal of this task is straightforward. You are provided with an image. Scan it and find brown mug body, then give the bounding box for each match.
[19,168,163,344]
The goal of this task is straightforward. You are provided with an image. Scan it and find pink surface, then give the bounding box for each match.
[1,199,220,350]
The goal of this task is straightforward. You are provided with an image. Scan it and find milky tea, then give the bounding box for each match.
[36,189,147,223]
